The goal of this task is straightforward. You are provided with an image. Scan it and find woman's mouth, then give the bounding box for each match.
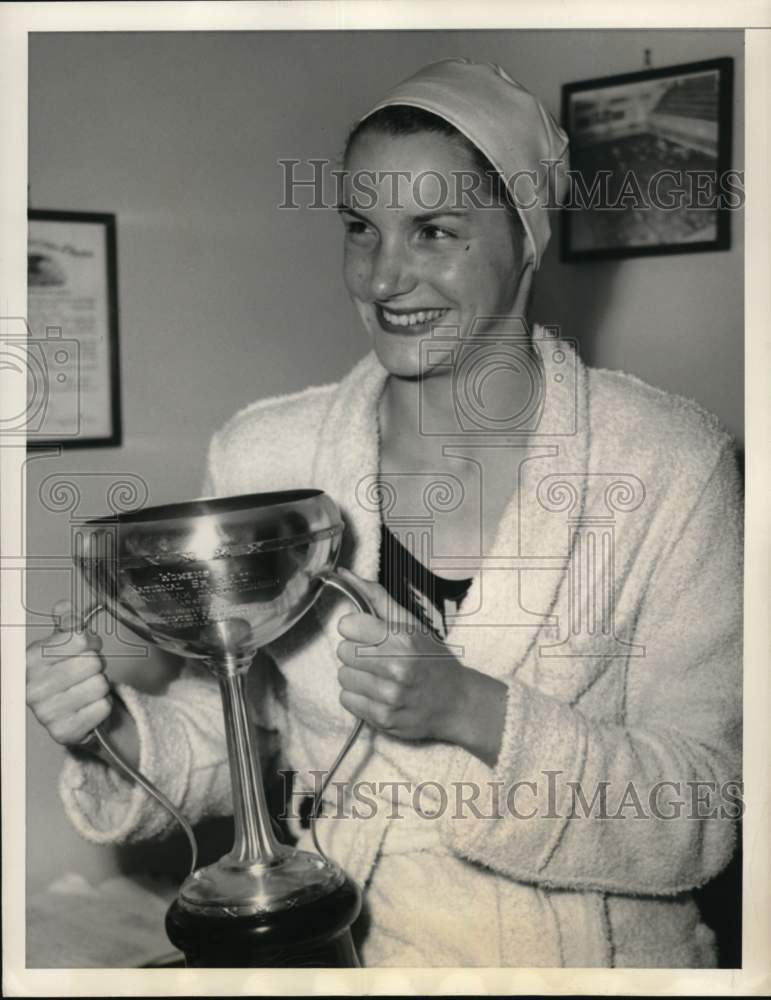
[375,304,450,334]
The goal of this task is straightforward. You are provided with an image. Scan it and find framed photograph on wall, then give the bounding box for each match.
[560,58,734,261]
[27,209,122,447]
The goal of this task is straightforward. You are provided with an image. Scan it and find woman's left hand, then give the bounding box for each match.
[334,568,469,744]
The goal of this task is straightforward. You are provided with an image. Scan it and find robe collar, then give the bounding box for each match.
[311,326,600,703]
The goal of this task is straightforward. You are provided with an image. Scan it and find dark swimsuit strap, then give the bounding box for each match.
[379,522,472,635]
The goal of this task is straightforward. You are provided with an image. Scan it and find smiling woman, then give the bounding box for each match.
[28,56,742,969]
[340,120,527,378]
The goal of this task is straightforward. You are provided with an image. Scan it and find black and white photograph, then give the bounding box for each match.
[561,58,735,259]
[1,4,769,997]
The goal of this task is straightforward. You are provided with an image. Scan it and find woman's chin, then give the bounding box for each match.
[371,334,425,379]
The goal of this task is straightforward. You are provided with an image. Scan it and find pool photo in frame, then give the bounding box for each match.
[560,58,735,261]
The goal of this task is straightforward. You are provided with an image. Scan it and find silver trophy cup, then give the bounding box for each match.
[74,489,372,966]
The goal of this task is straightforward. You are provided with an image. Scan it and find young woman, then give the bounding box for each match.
[27,58,742,967]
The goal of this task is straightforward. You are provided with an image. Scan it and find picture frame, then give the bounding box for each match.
[26,209,122,447]
[560,58,735,262]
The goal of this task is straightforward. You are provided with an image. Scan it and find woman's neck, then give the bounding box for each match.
[379,338,542,461]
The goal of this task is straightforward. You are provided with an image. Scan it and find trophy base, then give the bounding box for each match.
[165,873,362,967]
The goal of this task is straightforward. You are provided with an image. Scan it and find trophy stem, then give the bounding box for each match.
[217,667,282,865]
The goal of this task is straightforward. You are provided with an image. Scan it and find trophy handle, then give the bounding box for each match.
[307,570,378,861]
[71,570,378,876]
[75,604,199,876]
[320,569,379,619]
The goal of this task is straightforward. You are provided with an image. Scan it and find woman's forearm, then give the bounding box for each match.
[446,668,509,768]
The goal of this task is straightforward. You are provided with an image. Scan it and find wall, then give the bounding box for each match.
[26,29,744,896]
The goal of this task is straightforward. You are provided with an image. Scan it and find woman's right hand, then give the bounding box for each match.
[26,599,113,746]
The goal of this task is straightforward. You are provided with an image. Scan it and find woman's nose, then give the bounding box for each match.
[368,239,414,301]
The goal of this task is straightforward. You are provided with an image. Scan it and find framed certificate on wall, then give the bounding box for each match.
[27,209,122,447]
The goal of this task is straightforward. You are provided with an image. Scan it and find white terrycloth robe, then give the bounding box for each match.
[60,335,742,967]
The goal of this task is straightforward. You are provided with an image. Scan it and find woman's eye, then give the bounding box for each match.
[419,224,454,241]
[341,217,375,240]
